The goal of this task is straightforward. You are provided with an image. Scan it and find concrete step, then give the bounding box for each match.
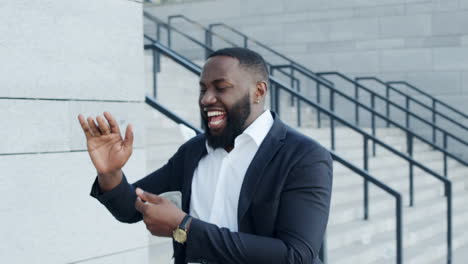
[336,162,465,189]
[332,154,464,180]
[331,170,466,209]
[329,182,466,227]
[397,208,468,264]
[328,191,468,264]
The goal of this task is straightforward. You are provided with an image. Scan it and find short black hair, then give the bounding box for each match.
[207,47,269,83]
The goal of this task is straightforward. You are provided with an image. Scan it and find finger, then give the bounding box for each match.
[87,116,101,136]
[78,114,93,139]
[103,111,121,134]
[96,115,111,135]
[123,124,134,148]
[136,188,163,204]
[135,197,148,214]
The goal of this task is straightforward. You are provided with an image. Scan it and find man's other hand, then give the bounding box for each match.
[135,188,186,237]
[78,111,133,191]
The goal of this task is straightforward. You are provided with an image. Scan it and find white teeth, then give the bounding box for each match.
[207,111,225,117]
[210,119,223,125]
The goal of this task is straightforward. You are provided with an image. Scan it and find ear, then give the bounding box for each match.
[255,81,268,101]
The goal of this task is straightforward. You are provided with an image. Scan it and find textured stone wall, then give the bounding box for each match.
[0,0,157,263]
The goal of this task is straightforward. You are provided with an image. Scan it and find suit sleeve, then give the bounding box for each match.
[185,147,333,264]
[89,145,185,223]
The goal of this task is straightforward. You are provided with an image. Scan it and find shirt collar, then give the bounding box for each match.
[205,110,274,153]
[241,110,274,147]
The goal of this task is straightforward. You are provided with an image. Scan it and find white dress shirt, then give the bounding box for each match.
[189,110,274,231]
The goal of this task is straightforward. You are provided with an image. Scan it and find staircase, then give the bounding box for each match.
[142,14,468,264]
[297,126,467,264]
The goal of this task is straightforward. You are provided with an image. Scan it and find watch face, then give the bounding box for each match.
[173,229,187,243]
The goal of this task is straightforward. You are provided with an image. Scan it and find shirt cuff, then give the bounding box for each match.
[89,172,134,204]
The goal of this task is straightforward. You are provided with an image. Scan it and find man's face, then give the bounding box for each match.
[199,56,255,149]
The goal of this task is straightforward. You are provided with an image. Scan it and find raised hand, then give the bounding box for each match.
[78,112,134,191]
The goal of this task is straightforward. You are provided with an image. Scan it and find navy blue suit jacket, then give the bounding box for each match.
[91,112,333,264]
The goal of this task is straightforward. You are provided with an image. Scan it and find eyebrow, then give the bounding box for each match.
[199,78,231,87]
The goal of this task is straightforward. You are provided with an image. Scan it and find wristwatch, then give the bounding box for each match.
[173,214,192,244]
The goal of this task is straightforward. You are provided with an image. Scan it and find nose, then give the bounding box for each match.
[200,89,217,106]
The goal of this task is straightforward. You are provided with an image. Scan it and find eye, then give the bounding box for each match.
[216,86,230,91]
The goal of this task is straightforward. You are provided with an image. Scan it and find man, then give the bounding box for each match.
[78,48,332,263]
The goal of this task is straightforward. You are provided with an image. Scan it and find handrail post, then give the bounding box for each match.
[156,23,161,42]
[330,90,335,112]
[270,83,276,113]
[363,136,369,220]
[317,82,321,128]
[407,134,414,207]
[290,67,296,107]
[447,182,452,264]
[396,196,403,264]
[270,67,276,111]
[371,94,376,156]
[204,29,212,59]
[385,84,390,127]
[152,49,159,99]
[443,133,448,177]
[275,84,280,116]
[405,96,410,128]
[355,82,359,126]
[432,99,437,145]
[167,23,172,48]
[331,116,335,151]
[330,90,335,150]
[296,79,302,127]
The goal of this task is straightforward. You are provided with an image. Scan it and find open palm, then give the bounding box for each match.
[78,112,134,175]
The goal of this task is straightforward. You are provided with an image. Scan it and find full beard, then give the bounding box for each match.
[202,93,251,150]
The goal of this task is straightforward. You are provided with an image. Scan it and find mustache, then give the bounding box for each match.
[202,93,251,149]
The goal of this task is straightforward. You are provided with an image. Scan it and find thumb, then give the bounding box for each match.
[123,124,134,148]
[136,188,163,204]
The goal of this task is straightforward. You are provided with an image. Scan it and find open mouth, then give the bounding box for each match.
[206,110,227,131]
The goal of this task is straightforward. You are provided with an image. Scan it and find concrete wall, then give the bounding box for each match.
[145,0,468,114]
[0,0,163,263]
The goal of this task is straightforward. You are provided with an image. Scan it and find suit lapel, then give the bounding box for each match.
[237,112,287,224]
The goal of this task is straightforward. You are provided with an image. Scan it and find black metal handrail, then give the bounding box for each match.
[355,77,468,138]
[151,16,211,52]
[206,22,333,86]
[167,14,239,48]
[207,20,467,129]
[144,38,404,264]
[145,95,202,134]
[271,68,468,170]
[386,80,468,120]
[316,72,468,155]
[272,66,468,176]
[148,13,328,110]
[268,67,452,264]
[166,15,333,86]
[202,18,467,164]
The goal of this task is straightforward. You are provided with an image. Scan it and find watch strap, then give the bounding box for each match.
[179,214,192,230]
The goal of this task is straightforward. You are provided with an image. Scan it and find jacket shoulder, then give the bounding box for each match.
[283,125,331,163]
